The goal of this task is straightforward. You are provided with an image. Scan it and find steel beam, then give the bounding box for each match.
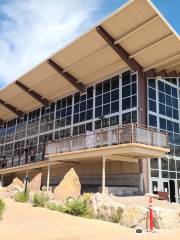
[0,99,24,117]
[96,25,143,72]
[16,81,49,106]
[47,59,85,93]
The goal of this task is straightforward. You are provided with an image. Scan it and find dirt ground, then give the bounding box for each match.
[0,194,180,240]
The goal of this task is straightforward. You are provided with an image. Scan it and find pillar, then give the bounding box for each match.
[102,155,106,195]
[46,160,51,191]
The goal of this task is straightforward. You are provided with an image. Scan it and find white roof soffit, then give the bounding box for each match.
[0,0,180,121]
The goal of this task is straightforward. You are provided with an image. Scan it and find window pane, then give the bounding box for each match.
[111,101,119,113]
[150,158,159,169]
[122,97,131,110]
[149,114,157,127]
[161,158,168,170]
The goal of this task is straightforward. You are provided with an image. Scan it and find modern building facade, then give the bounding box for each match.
[0,0,179,202]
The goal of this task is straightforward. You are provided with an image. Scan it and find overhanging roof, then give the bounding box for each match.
[0,0,180,121]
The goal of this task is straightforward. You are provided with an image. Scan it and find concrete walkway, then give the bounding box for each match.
[0,198,180,240]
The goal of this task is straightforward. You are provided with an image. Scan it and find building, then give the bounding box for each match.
[0,0,180,202]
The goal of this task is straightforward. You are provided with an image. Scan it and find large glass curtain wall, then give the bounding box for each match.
[0,70,138,166]
[148,77,180,196]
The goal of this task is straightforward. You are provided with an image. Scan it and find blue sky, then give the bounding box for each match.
[0,0,180,89]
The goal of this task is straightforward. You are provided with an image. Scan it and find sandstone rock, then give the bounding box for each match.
[54,168,81,202]
[97,201,124,223]
[5,177,24,192]
[122,206,148,228]
[152,207,179,229]
[29,173,42,192]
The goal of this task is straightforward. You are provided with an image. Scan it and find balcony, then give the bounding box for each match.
[46,124,169,159]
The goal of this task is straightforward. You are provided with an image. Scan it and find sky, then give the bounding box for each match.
[0,0,180,89]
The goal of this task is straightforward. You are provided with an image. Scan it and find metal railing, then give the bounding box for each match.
[45,124,168,156]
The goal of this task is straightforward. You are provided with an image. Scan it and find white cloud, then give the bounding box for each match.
[0,0,103,88]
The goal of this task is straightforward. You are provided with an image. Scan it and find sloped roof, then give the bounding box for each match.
[0,0,180,121]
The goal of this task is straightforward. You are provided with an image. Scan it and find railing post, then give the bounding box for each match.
[131,123,135,143]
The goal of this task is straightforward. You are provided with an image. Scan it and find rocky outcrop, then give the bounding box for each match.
[29,173,42,192]
[90,193,180,229]
[122,206,148,228]
[152,207,179,229]
[92,193,124,223]
[54,168,81,202]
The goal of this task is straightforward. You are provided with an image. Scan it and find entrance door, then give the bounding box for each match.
[169,180,176,202]
[163,181,169,193]
[152,180,159,194]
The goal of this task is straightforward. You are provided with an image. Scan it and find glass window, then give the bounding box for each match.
[161,158,168,170]
[149,114,157,128]
[95,106,102,118]
[169,159,176,171]
[111,76,119,89]
[160,118,166,130]
[122,97,131,110]
[122,85,130,98]
[158,81,164,92]
[150,158,159,169]
[110,115,119,126]
[148,79,156,89]
[149,100,156,112]
[103,80,110,92]
[122,112,131,124]
[96,83,102,96]
[122,71,131,86]
[148,88,156,100]
[103,104,110,115]
[111,101,119,113]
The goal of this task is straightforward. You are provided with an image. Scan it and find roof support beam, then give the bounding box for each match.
[96,25,143,72]
[130,33,174,59]
[15,81,49,106]
[0,99,24,117]
[47,59,85,93]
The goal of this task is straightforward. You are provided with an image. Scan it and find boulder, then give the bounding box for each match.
[122,206,148,228]
[5,177,24,192]
[97,201,124,223]
[29,173,42,192]
[152,207,179,229]
[53,168,81,202]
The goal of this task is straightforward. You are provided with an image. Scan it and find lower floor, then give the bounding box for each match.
[1,159,144,197]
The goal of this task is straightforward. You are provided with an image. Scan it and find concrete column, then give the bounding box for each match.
[46,160,51,191]
[102,155,106,195]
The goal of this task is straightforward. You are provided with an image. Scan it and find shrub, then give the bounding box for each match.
[47,202,65,213]
[0,199,5,218]
[64,198,92,217]
[14,191,29,203]
[32,191,50,207]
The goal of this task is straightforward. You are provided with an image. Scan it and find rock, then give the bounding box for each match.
[29,173,42,192]
[53,168,81,202]
[152,207,179,229]
[122,206,148,228]
[12,177,24,189]
[4,177,24,192]
[97,201,124,223]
